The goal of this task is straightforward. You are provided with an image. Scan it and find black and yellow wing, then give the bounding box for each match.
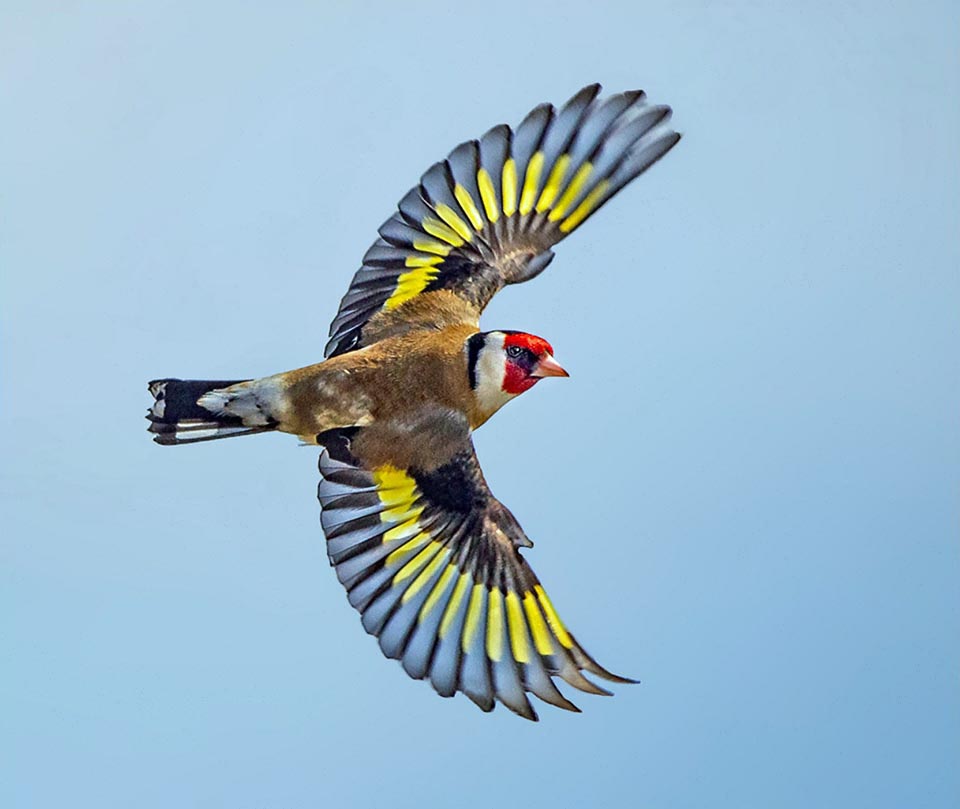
[325,83,680,358]
[315,413,631,720]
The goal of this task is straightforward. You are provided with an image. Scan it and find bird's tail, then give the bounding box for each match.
[147,378,279,445]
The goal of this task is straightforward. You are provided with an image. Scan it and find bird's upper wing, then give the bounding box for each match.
[325,83,680,358]
[315,409,631,720]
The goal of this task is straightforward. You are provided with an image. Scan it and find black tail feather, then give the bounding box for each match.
[147,378,275,445]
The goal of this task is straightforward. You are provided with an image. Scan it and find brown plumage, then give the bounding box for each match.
[147,84,680,719]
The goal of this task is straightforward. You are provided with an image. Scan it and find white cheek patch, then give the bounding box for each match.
[473,333,516,416]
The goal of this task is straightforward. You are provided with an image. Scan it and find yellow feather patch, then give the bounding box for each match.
[535,154,571,214]
[393,540,443,584]
[535,584,573,649]
[419,563,458,623]
[433,204,473,243]
[519,151,544,216]
[523,591,555,655]
[454,184,485,231]
[505,591,531,663]
[384,531,431,567]
[404,254,444,268]
[440,572,471,639]
[372,465,416,499]
[412,238,452,257]
[559,180,609,234]
[462,583,485,652]
[372,466,426,550]
[401,546,451,603]
[383,266,442,310]
[476,168,499,223]
[422,217,466,247]
[549,162,594,221]
[373,466,420,515]
[486,588,504,662]
[383,515,423,543]
[502,158,518,216]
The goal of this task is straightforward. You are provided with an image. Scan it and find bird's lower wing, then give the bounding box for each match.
[315,413,632,721]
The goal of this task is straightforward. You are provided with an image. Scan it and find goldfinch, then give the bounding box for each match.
[148,84,680,720]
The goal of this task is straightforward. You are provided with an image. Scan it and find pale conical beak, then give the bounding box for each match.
[531,353,570,378]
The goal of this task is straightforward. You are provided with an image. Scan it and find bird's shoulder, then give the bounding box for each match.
[319,319,477,375]
[356,288,479,348]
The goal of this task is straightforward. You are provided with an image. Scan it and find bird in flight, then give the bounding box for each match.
[148,84,680,720]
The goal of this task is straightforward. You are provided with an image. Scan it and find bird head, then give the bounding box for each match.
[466,330,568,420]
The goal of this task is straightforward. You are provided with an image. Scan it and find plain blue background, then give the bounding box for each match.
[3,2,958,807]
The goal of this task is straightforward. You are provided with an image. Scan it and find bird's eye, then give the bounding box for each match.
[506,345,522,358]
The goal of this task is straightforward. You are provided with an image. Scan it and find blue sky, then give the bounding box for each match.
[2,2,958,807]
